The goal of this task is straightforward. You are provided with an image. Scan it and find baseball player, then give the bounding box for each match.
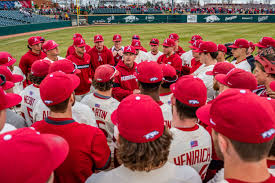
[0,127,69,183]
[32,71,111,183]
[132,34,147,52]
[66,33,92,57]
[255,37,275,55]
[20,59,51,124]
[33,59,96,127]
[131,40,149,64]
[168,75,212,180]
[136,61,173,129]
[197,89,275,183]
[229,38,252,72]
[87,34,115,74]
[42,40,64,62]
[112,45,139,101]
[19,36,46,85]
[111,34,124,65]
[159,64,177,106]
[0,66,23,95]
[216,44,228,62]
[181,35,203,67]
[169,33,186,56]
[157,38,182,76]
[146,38,163,62]
[86,94,202,183]
[66,38,92,101]
[193,41,218,102]
[81,64,120,153]
[246,41,256,70]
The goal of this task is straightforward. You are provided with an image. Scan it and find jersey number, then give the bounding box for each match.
[96,120,108,138]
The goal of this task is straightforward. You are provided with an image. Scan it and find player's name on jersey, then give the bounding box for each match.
[164,120,172,129]
[121,75,136,81]
[24,96,36,106]
[92,107,108,120]
[173,147,211,166]
[77,64,90,69]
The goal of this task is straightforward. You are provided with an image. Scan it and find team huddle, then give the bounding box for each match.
[0,32,275,183]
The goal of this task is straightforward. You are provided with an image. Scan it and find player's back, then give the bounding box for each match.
[20,84,40,124]
[160,92,172,106]
[159,102,172,129]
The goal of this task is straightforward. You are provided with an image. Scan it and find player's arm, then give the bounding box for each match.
[19,55,29,76]
[173,57,183,76]
[107,50,115,66]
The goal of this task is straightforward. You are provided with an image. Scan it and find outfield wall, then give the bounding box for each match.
[0,21,72,36]
[85,14,275,24]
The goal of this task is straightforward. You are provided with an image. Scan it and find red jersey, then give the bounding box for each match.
[190,58,203,74]
[112,61,138,101]
[175,46,186,56]
[66,44,92,58]
[19,50,46,75]
[87,46,115,74]
[157,53,182,76]
[67,52,92,95]
[32,117,111,183]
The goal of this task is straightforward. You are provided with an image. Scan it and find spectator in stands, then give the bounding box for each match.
[42,40,64,62]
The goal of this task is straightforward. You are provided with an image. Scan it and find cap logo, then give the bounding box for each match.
[44,100,53,104]
[116,35,119,39]
[135,42,139,46]
[97,78,102,81]
[164,39,168,44]
[189,100,199,105]
[8,57,11,62]
[80,39,84,44]
[167,62,171,64]
[227,81,233,86]
[144,130,159,140]
[170,35,174,39]
[209,118,216,125]
[96,36,100,40]
[126,46,131,51]
[34,38,38,42]
[262,128,275,139]
[150,77,158,82]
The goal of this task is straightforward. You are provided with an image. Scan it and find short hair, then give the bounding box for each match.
[268,140,275,157]
[175,99,199,120]
[48,97,70,113]
[202,52,218,59]
[28,73,45,85]
[161,76,177,89]
[229,138,274,162]
[139,81,161,92]
[92,79,113,91]
[117,126,172,172]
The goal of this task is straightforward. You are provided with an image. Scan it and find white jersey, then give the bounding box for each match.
[169,125,212,180]
[135,50,149,64]
[81,93,119,146]
[181,50,193,66]
[20,84,41,124]
[160,92,172,106]
[231,60,251,72]
[194,64,215,102]
[12,66,25,95]
[44,56,64,63]
[0,123,16,134]
[160,102,173,129]
[146,51,163,62]
[33,100,96,127]
[85,162,202,183]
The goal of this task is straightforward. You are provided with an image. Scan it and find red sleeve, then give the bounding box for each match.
[173,57,183,76]
[107,50,115,66]
[91,129,111,170]
[112,75,133,102]
[19,54,29,76]
[66,47,71,58]
[87,49,96,74]
[157,56,162,64]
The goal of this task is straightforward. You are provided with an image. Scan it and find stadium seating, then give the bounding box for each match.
[144,8,162,14]
[130,8,142,14]
[93,8,126,14]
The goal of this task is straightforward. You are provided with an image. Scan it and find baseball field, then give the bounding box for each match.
[1,23,275,64]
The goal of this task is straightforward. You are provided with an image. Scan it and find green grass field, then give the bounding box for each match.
[1,23,275,65]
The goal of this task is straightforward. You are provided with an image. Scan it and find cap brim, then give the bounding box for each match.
[188,41,194,44]
[193,49,203,53]
[113,39,121,42]
[111,109,118,126]
[189,45,198,50]
[205,71,214,76]
[68,74,80,91]
[94,40,104,43]
[215,74,227,86]
[31,41,42,46]
[2,81,14,90]
[162,44,173,47]
[254,43,266,48]
[196,104,211,126]
[12,74,23,83]
[4,93,22,109]
[4,58,16,67]
[150,43,159,46]
[228,45,238,48]
[134,47,142,50]
[76,44,86,47]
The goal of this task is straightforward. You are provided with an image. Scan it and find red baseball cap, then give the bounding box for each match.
[162,38,175,47]
[0,127,69,183]
[194,41,218,53]
[255,37,275,48]
[206,62,235,76]
[249,41,255,52]
[73,37,86,47]
[189,40,204,50]
[136,61,163,83]
[189,35,203,44]
[0,66,23,83]
[255,56,275,74]
[28,36,42,46]
[215,68,257,91]
[170,75,207,107]
[197,88,275,143]
[123,45,136,54]
[218,44,227,53]
[113,34,122,42]
[169,33,179,41]
[49,59,80,75]
[161,64,177,83]
[132,35,140,40]
[131,40,142,49]
[40,71,80,106]
[73,33,82,40]
[94,64,119,83]
[94,35,104,43]
[31,59,51,77]
[37,36,45,43]
[196,104,211,126]
[0,52,16,66]
[270,81,275,92]
[111,94,164,143]
[229,39,249,48]
[150,38,159,46]
[42,40,59,52]
[0,86,21,110]
[0,74,14,90]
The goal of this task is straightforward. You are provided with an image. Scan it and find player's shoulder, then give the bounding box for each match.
[73,101,90,111]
